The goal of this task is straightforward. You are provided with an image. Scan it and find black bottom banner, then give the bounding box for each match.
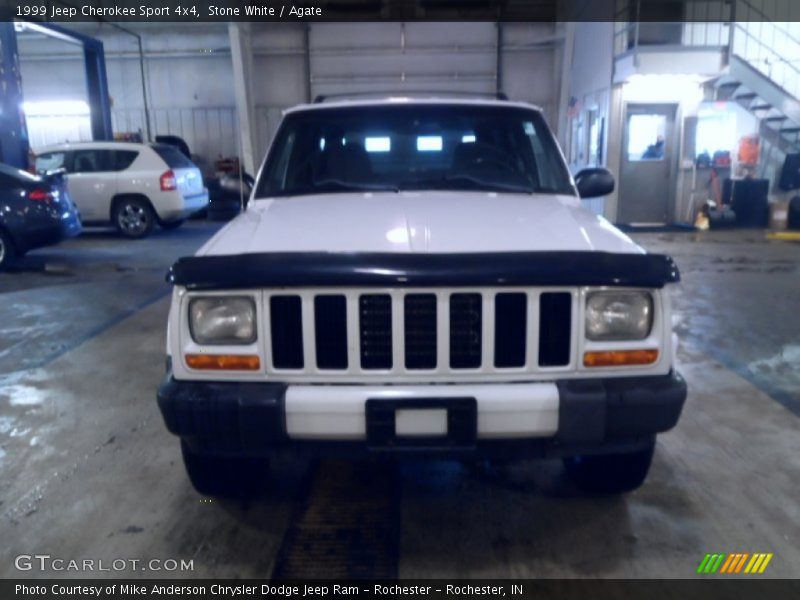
[4,579,800,600]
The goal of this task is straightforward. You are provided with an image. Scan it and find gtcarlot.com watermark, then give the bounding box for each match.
[15,554,194,572]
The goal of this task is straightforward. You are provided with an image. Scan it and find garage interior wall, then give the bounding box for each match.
[16,22,564,174]
[16,23,237,169]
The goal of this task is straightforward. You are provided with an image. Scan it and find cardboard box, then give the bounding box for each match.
[769,201,789,230]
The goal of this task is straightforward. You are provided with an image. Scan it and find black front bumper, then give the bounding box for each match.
[157,371,686,459]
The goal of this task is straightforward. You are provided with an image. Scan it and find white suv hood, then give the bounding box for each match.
[197,191,643,256]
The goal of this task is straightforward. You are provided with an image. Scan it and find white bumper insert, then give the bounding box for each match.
[284,383,559,440]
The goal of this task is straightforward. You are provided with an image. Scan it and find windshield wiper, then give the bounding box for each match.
[313,179,399,193]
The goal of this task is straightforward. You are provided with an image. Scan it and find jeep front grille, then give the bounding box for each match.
[266,289,575,377]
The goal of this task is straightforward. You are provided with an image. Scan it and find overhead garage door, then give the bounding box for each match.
[309,22,499,99]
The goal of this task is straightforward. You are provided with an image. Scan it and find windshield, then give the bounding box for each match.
[256,104,575,198]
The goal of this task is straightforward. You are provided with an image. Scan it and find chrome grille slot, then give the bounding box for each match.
[359,294,393,370]
[494,292,527,368]
[404,294,437,370]
[270,295,304,369]
[314,295,348,370]
[449,293,483,369]
[538,292,572,367]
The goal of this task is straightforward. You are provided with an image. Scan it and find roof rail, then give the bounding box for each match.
[312,90,510,103]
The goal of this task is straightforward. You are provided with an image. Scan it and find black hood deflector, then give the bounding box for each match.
[167,251,680,290]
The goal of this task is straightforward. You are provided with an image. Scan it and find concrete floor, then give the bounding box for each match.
[0,223,798,579]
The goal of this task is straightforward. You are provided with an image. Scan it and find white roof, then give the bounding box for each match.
[284,96,542,115]
[35,141,151,154]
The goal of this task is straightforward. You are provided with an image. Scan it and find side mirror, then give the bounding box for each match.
[575,168,615,199]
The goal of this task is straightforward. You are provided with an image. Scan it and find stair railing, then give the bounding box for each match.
[612,0,800,102]
[730,0,800,102]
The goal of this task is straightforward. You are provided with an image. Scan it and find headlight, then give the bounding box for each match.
[189,297,256,344]
[585,291,653,341]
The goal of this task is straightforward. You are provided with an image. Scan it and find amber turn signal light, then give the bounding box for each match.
[583,349,659,368]
[185,354,261,371]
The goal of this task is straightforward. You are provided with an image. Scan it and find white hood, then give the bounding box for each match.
[197,192,643,256]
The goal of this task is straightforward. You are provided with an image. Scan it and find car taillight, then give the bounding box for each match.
[28,188,54,203]
[160,170,177,191]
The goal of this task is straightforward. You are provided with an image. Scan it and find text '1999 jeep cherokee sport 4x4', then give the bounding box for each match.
[157,96,687,497]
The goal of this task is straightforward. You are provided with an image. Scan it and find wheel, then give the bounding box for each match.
[180,440,268,498]
[0,228,16,271]
[563,441,655,494]
[112,197,155,239]
[160,219,185,231]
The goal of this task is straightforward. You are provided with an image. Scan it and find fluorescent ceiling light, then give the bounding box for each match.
[623,74,705,104]
[365,137,391,152]
[417,136,443,152]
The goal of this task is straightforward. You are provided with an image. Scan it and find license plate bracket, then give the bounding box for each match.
[366,397,477,449]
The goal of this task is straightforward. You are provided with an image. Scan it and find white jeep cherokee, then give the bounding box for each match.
[158,97,686,497]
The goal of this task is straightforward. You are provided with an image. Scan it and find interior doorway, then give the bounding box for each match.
[618,103,677,224]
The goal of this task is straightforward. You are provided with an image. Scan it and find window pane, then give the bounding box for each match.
[114,150,139,171]
[72,150,108,173]
[151,144,193,168]
[627,114,666,161]
[35,153,65,173]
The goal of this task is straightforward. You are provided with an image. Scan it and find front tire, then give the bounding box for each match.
[0,228,16,271]
[180,440,268,499]
[563,441,655,494]
[113,197,155,239]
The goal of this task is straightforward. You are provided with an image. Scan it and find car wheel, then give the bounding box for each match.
[180,440,268,499]
[0,229,16,271]
[563,441,655,494]
[113,197,155,239]
[160,219,186,231]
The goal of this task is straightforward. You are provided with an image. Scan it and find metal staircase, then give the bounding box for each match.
[616,1,800,157]
[711,9,800,156]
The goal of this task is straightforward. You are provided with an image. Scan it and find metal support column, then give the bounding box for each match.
[0,21,30,168]
[83,37,113,140]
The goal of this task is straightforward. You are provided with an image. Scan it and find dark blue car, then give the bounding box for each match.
[0,163,82,270]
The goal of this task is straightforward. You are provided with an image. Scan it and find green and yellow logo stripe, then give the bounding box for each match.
[697,552,773,574]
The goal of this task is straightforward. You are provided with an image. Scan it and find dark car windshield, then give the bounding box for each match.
[256,104,575,198]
